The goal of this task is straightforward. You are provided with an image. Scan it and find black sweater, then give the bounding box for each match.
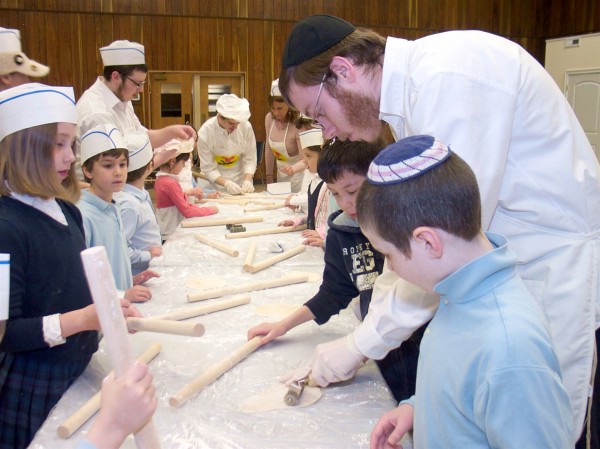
[305,210,384,323]
[0,197,98,361]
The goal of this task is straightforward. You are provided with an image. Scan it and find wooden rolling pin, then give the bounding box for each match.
[187,272,309,302]
[57,343,162,439]
[152,295,251,321]
[243,203,286,213]
[81,246,161,449]
[181,216,263,228]
[243,241,257,271]
[197,198,250,206]
[244,245,306,273]
[169,336,262,407]
[127,317,205,337]
[194,233,239,257]
[225,224,307,240]
[240,193,288,200]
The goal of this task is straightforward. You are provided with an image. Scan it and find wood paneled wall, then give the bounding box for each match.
[1,0,599,142]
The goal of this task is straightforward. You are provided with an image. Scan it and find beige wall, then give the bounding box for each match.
[545,33,600,91]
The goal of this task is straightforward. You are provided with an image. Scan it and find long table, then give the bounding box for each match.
[30,197,398,449]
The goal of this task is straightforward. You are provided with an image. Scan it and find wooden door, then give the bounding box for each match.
[566,70,600,162]
[196,75,244,128]
[149,72,194,129]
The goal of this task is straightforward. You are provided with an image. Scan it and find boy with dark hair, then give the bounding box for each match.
[362,135,572,449]
[78,124,155,303]
[249,139,424,402]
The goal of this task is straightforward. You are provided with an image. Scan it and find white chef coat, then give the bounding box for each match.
[75,77,148,179]
[353,31,600,442]
[197,116,257,189]
[77,77,146,138]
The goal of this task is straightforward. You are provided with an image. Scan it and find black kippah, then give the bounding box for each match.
[281,15,356,68]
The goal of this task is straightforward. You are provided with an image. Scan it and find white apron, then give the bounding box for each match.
[211,127,245,190]
[268,121,303,192]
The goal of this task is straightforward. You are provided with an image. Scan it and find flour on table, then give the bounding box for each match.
[253,303,301,318]
[185,277,227,290]
[240,382,322,413]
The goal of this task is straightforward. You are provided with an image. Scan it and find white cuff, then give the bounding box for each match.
[43,313,66,347]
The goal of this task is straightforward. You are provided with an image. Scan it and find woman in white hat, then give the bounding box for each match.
[0,83,140,448]
[197,93,257,194]
[264,79,312,193]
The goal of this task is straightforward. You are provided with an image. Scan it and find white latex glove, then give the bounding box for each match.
[308,334,367,387]
[224,180,242,195]
[241,179,255,193]
[278,365,311,386]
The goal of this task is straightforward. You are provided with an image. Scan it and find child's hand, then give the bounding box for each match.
[280,165,295,175]
[207,206,219,215]
[278,219,295,227]
[149,246,162,258]
[207,191,221,199]
[86,361,157,449]
[187,186,205,198]
[247,321,287,345]
[303,237,324,248]
[125,285,152,303]
[301,229,320,239]
[133,270,160,285]
[370,403,414,449]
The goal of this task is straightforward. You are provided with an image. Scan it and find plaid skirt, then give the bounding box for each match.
[0,351,91,449]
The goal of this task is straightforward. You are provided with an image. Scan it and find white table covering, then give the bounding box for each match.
[30,197,400,449]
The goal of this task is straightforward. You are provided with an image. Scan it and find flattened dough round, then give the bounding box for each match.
[240,383,322,413]
[253,303,301,318]
[185,277,227,290]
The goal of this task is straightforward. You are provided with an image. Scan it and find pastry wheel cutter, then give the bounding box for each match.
[283,375,309,406]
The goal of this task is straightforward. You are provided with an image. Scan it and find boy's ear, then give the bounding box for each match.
[413,227,443,258]
[81,164,93,181]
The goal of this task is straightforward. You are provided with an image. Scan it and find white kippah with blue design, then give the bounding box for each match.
[367,135,452,185]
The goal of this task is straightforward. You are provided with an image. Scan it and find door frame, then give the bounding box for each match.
[146,70,246,131]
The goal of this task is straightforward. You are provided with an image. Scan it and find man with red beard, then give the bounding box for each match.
[277,14,600,449]
[76,40,195,179]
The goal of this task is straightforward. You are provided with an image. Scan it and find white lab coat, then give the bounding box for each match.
[76,77,148,180]
[197,116,257,189]
[353,31,600,441]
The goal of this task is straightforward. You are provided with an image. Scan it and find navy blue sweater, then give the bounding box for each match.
[0,197,98,361]
[305,209,384,324]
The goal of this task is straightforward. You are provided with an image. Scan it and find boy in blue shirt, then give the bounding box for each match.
[78,124,157,302]
[114,133,162,275]
[363,136,572,449]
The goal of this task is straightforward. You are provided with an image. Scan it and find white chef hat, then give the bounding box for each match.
[154,137,195,155]
[100,40,145,66]
[126,132,153,172]
[215,94,251,123]
[270,79,282,97]
[299,128,323,149]
[0,83,75,141]
[80,124,126,164]
[0,27,49,77]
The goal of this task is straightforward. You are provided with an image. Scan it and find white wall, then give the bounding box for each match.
[545,33,600,90]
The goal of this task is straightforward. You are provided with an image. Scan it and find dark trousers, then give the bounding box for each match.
[576,327,599,449]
